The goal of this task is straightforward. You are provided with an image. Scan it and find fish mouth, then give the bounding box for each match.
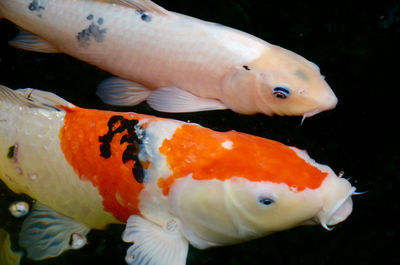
[301,108,323,124]
[316,187,356,230]
[301,91,338,123]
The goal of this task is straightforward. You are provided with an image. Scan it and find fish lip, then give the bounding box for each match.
[303,90,338,121]
[317,187,356,230]
[300,95,338,123]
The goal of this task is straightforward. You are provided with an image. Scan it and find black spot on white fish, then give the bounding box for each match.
[135,9,151,22]
[76,21,107,48]
[7,145,16,159]
[87,14,94,20]
[97,18,104,25]
[243,65,251,71]
[7,143,18,162]
[99,116,145,183]
[141,13,151,22]
[28,0,45,18]
[28,0,45,11]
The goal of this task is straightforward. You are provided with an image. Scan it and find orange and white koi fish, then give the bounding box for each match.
[0,0,337,118]
[0,85,354,265]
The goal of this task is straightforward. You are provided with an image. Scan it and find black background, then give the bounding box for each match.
[0,0,399,264]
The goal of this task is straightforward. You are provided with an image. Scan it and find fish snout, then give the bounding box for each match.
[315,186,356,230]
[320,88,338,111]
[303,89,338,119]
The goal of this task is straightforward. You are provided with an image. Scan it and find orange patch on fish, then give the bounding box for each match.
[59,106,153,222]
[159,124,327,195]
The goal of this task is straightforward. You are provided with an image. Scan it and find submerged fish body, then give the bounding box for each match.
[0,85,354,264]
[0,0,337,117]
[0,229,22,265]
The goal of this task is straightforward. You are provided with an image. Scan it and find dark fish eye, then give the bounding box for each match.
[273,86,290,99]
[259,197,275,206]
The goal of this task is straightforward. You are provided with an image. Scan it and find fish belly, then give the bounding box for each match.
[0,0,257,98]
[0,102,118,229]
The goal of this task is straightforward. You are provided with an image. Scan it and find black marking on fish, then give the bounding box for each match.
[76,21,107,48]
[28,0,45,11]
[87,14,94,20]
[98,18,104,25]
[28,0,45,18]
[99,116,145,183]
[243,65,251,71]
[136,9,151,22]
[7,145,16,159]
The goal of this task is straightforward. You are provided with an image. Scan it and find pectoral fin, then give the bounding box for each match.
[9,30,60,53]
[19,203,90,260]
[147,87,228,113]
[96,77,152,106]
[122,215,188,265]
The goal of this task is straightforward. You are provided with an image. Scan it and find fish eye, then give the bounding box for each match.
[272,87,290,99]
[258,197,275,206]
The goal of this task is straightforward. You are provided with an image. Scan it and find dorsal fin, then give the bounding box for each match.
[110,0,169,15]
[0,85,74,111]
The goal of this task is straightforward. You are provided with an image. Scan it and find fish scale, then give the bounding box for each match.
[0,97,118,229]
[0,85,355,264]
[0,0,250,97]
[0,0,338,117]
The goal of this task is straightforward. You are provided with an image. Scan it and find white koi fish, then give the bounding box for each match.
[0,0,337,118]
[0,84,355,265]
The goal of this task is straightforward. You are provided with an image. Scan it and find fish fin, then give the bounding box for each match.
[96,77,151,106]
[111,0,169,15]
[122,215,188,265]
[9,30,60,53]
[147,86,228,113]
[18,203,90,260]
[0,84,73,111]
[15,88,74,109]
[0,229,23,265]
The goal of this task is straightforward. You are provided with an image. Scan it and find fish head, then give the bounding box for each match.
[167,132,355,249]
[255,45,338,116]
[309,172,356,230]
[221,45,337,116]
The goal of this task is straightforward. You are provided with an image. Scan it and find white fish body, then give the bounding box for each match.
[0,0,337,116]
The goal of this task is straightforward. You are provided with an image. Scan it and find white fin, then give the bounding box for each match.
[18,203,90,260]
[97,77,152,106]
[0,85,73,111]
[122,215,188,265]
[9,30,60,53]
[15,88,74,109]
[111,0,169,15]
[147,87,228,113]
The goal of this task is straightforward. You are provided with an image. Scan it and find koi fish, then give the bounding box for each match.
[0,0,337,118]
[0,85,355,265]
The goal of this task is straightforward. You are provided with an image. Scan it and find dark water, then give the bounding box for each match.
[0,0,399,264]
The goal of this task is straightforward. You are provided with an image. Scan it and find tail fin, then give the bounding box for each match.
[0,85,74,111]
